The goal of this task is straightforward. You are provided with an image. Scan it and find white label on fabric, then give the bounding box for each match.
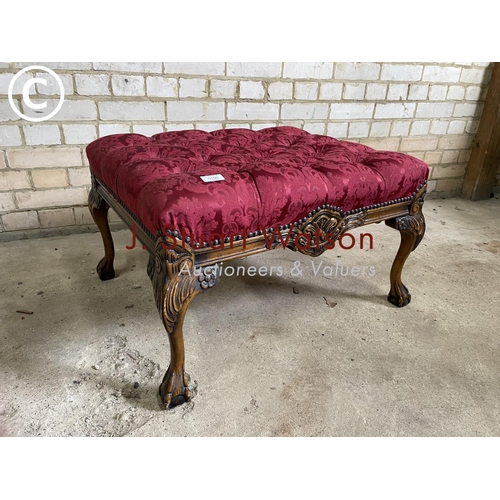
[200,174,225,182]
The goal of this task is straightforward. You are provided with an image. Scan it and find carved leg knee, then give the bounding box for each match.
[89,181,115,281]
[385,192,426,307]
[148,243,219,408]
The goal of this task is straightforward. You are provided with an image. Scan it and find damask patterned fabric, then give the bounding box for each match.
[86,126,429,242]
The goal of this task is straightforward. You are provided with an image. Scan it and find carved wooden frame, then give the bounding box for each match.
[89,173,426,407]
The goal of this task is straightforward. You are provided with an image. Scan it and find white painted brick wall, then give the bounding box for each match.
[75,74,110,96]
[283,62,333,80]
[240,81,265,100]
[179,78,208,98]
[210,80,237,99]
[24,124,61,145]
[268,82,293,100]
[99,101,165,121]
[111,75,145,96]
[227,62,281,78]
[146,76,177,98]
[0,61,494,233]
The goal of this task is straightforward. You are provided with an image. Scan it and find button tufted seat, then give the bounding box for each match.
[86,126,429,243]
[87,125,430,408]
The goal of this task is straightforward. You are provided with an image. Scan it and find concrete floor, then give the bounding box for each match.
[1,195,499,436]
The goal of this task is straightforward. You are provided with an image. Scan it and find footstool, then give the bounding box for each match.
[86,126,429,408]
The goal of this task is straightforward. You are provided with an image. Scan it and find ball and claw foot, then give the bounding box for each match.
[159,367,192,408]
[97,257,115,281]
[388,282,411,307]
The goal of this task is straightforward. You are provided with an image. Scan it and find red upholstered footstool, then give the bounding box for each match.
[86,126,429,408]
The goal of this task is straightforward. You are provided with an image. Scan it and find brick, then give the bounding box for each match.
[409,120,430,136]
[24,124,61,145]
[380,64,423,81]
[15,62,91,70]
[465,120,480,134]
[99,124,131,137]
[111,75,145,96]
[374,103,416,119]
[132,124,164,136]
[426,180,437,193]
[400,137,438,152]
[93,62,161,73]
[447,85,465,100]
[146,76,177,98]
[195,123,224,132]
[164,62,224,76]
[0,193,16,212]
[0,170,30,191]
[459,149,471,162]
[0,126,22,146]
[330,103,374,120]
[166,123,195,131]
[430,120,449,135]
[361,138,400,151]
[415,102,454,118]
[460,68,490,84]
[454,102,482,118]
[326,122,348,138]
[294,82,318,100]
[168,101,224,121]
[16,187,86,209]
[348,122,370,138]
[179,78,208,98]
[344,83,365,100]
[68,167,91,186]
[210,80,237,99]
[63,124,97,145]
[365,83,387,100]
[369,122,391,137]
[225,123,251,129]
[31,168,68,188]
[227,62,281,78]
[75,74,110,96]
[74,206,94,225]
[318,82,342,101]
[268,82,293,100]
[283,62,333,79]
[0,152,5,169]
[0,100,20,121]
[422,66,461,83]
[390,121,411,136]
[387,84,408,100]
[35,72,73,95]
[438,135,473,149]
[465,86,482,101]
[250,123,278,131]
[447,120,466,134]
[441,150,460,164]
[303,122,326,134]
[408,84,428,100]
[50,100,97,121]
[432,165,467,180]
[7,147,82,168]
[1,210,39,230]
[428,85,448,101]
[0,71,35,96]
[424,151,442,164]
[39,207,76,227]
[99,101,165,121]
[227,102,279,121]
[281,103,328,120]
[436,178,462,192]
[335,63,380,80]
[240,81,265,99]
